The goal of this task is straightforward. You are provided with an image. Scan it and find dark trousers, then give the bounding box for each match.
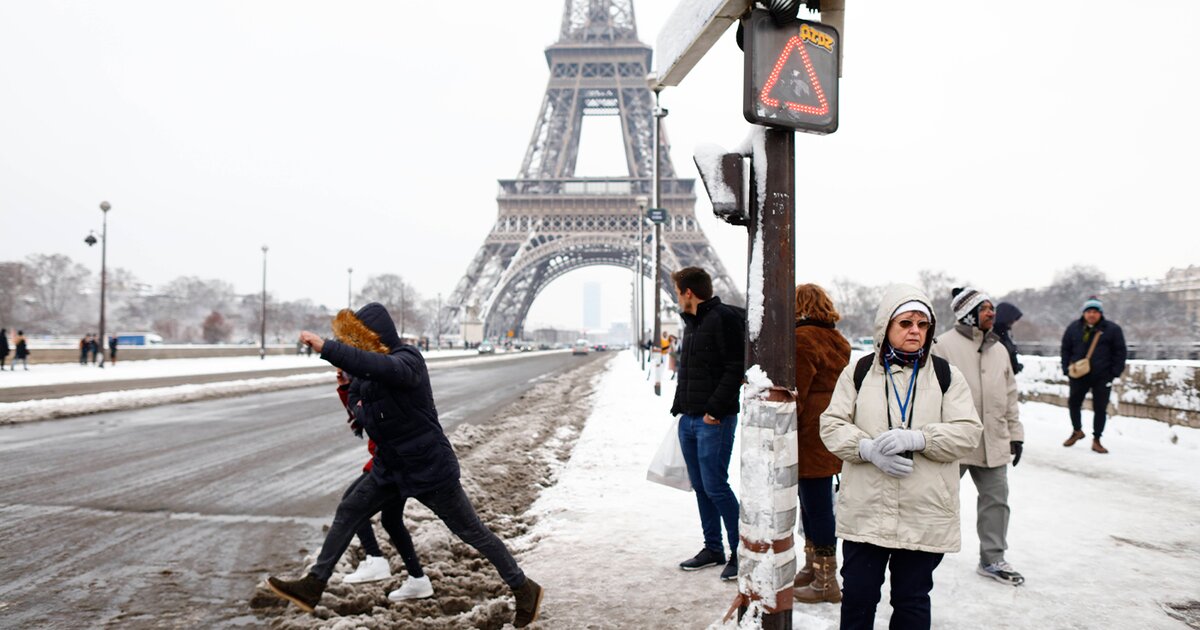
[840,540,944,630]
[1068,377,1112,438]
[798,476,836,547]
[344,472,423,578]
[310,474,524,588]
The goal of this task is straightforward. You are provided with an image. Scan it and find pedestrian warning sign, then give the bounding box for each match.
[743,11,839,134]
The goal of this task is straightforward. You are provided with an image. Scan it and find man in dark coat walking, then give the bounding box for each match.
[670,267,746,582]
[1061,296,1127,453]
[0,328,9,371]
[266,303,542,627]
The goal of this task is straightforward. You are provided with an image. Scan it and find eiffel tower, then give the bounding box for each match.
[446,0,741,339]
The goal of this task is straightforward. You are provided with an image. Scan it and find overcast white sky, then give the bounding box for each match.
[2,1,1197,331]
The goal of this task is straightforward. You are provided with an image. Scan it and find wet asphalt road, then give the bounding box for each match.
[0,351,604,629]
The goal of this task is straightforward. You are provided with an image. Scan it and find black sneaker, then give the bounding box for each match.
[720,553,738,581]
[679,548,725,571]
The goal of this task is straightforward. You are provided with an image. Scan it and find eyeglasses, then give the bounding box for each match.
[896,319,931,331]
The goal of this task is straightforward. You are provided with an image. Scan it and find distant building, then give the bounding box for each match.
[583,282,602,330]
[1162,265,1200,326]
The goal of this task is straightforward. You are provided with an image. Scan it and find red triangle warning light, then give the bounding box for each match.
[743,12,838,134]
[758,35,829,116]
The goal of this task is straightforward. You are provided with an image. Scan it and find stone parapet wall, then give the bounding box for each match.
[1019,356,1200,429]
[18,345,301,365]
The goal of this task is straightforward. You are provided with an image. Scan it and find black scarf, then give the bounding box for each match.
[880,342,925,367]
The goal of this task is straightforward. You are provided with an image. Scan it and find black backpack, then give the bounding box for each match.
[853,354,951,394]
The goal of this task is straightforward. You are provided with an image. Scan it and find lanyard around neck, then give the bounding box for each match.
[885,359,919,429]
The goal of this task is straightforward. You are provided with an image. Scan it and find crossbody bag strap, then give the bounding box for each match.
[1085,330,1103,360]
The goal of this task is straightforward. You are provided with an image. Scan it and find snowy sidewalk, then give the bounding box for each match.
[517,353,1200,629]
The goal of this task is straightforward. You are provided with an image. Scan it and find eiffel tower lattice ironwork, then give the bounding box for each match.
[446,0,741,340]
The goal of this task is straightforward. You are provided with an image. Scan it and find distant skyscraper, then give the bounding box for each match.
[583,282,602,330]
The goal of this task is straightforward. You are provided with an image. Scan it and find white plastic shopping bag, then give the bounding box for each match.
[646,417,692,492]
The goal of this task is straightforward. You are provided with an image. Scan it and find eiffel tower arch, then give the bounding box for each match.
[446,0,741,340]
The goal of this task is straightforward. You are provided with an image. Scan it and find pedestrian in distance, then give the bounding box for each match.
[933,288,1026,586]
[993,302,1024,375]
[108,335,119,366]
[0,328,9,371]
[88,334,99,365]
[791,283,851,604]
[333,367,433,601]
[670,266,746,582]
[13,331,30,370]
[1060,296,1127,454]
[266,303,542,627]
[79,335,90,366]
[820,284,981,630]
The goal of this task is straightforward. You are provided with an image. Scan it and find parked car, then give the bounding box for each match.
[572,339,590,355]
[478,341,496,354]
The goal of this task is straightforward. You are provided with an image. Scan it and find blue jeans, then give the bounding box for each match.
[798,476,836,547]
[678,413,739,555]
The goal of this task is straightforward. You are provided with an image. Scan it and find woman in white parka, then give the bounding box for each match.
[820,284,982,630]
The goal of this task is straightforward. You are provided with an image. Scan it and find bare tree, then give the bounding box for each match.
[24,254,92,332]
[201,311,234,343]
[0,261,31,328]
[356,274,424,336]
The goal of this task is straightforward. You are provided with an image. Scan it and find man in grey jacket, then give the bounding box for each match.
[933,287,1025,586]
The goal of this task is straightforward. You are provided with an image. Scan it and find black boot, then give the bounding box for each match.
[512,577,544,627]
[266,574,325,612]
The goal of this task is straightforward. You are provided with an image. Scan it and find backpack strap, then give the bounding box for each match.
[854,353,951,394]
[931,355,951,394]
[852,354,874,392]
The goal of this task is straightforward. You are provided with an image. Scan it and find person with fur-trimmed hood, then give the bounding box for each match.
[266,303,542,627]
[932,287,1025,586]
[820,284,981,630]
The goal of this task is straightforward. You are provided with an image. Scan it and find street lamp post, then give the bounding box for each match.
[635,195,649,364]
[652,89,667,396]
[260,245,268,360]
[97,202,111,368]
[436,292,442,350]
[347,267,353,309]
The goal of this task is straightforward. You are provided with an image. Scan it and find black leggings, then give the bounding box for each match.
[343,472,423,578]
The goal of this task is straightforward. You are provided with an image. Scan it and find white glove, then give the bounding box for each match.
[875,429,927,456]
[859,438,914,478]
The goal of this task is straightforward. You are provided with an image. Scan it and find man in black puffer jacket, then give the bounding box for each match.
[669,267,746,582]
[1060,296,1127,454]
[267,303,542,627]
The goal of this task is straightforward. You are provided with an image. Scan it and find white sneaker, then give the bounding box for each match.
[343,556,392,584]
[388,575,434,601]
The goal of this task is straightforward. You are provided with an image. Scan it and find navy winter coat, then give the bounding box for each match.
[320,303,459,496]
[1061,317,1127,382]
[670,296,746,419]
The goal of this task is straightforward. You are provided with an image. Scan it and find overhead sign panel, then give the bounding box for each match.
[743,10,839,134]
[653,0,751,89]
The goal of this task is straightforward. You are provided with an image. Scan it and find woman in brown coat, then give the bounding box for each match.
[792,284,851,603]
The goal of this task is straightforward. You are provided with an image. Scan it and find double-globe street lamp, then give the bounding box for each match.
[84,201,111,368]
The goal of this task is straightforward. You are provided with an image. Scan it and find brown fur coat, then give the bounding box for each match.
[795,322,851,478]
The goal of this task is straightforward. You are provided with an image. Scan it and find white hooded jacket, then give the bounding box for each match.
[820,284,982,553]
